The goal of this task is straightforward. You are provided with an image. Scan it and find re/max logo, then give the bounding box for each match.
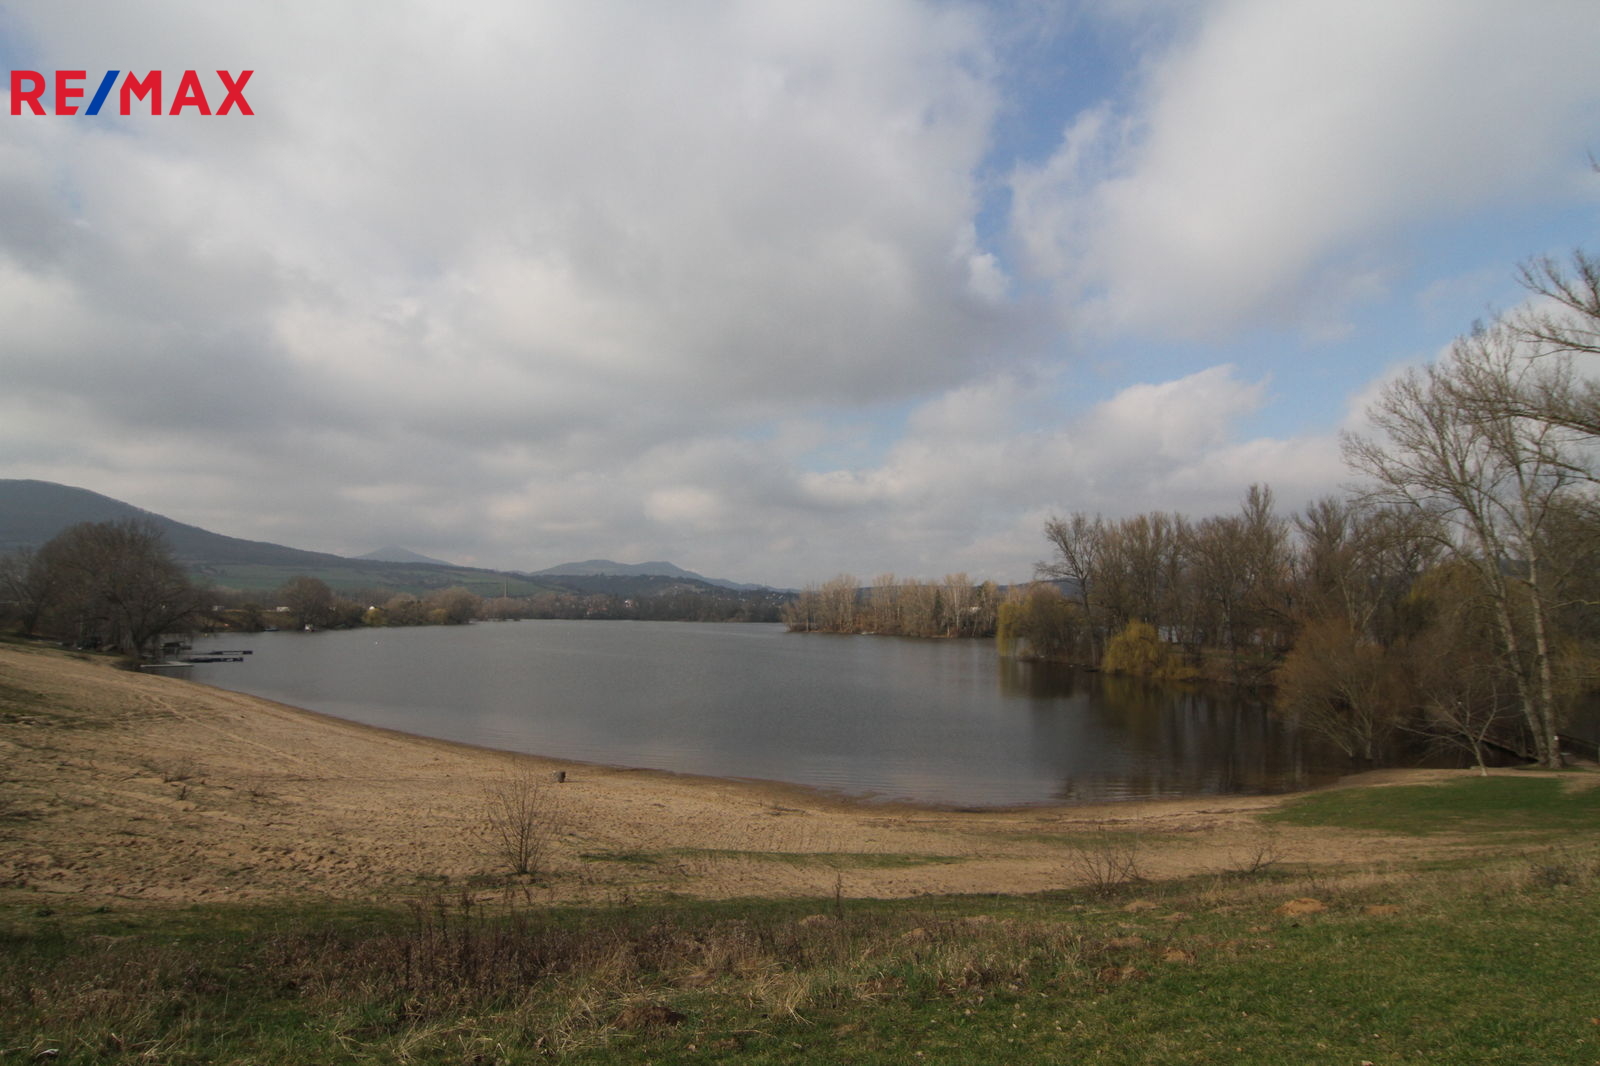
[8,70,254,115]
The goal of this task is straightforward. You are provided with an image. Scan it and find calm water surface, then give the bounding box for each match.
[184,621,1352,807]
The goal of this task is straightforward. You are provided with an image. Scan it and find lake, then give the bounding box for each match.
[180,620,1354,807]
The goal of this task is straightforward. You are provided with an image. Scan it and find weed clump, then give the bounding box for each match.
[1067,829,1144,895]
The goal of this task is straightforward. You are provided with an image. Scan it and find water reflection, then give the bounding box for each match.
[997,659,1345,804]
[184,624,1361,808]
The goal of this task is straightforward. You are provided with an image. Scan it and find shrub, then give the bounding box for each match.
[480,771,563,877]
[1100,621,1185,680]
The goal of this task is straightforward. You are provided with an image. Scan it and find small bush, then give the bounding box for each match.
[1068,829,1144,895]
[1228,830,1286,877]
[479,770,563,877]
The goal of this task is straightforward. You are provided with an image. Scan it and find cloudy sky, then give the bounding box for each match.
[3,1,1598,587]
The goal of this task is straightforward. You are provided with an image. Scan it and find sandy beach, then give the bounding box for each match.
[0,641,1509,907]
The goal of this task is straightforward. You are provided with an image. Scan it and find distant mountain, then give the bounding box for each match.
[0,479,146,550]
[357,545,454,566]
[530,558,769,591]
[532,558,703,579]
[0,479,350,568]
[0,479,556,598]
[0,480,779,600]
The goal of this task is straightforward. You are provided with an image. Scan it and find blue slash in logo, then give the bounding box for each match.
[85,70,120,115]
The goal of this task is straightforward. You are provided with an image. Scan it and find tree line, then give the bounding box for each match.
[216,578,785,631]
[2,535,787,655]
[1004,250,1600,769]
[781,573,1002,638]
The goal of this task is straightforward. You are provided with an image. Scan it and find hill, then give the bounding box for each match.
[530,557,771,591]
[356,546,455,566]
[0,479,349,569]
[0,479,554,598]
[0,480,779,606]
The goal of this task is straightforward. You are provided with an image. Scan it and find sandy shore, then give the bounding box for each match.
[0,641,1514,907]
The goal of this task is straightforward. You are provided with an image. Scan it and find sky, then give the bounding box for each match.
[2,0,1598,588]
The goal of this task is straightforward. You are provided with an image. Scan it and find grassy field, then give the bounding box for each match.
[4,777,1598,1064]
[1266,774,1600,836]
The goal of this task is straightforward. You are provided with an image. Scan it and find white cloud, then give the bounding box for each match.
[762,366,1342,582]
[1011,0,1600,338]
[3,1,1595,590]
[7,1,1013,420]
[0,2,1021,565]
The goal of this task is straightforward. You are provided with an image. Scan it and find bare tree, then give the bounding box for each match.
[1344,324,1594,767]
[1515,249,1600,361]
[897,577,942,637]
[971,579,1001,638]
[940,573,975,636]
[1397,565,1520,774]
[0,547,60,636]
[1293,497,1440,645]
[1037,513,1104,657]
[31,520,202,657]
[1183,487,1288,680]
[1451,249,1600,448]
[278,576,337,630]
[818,574,860,633]
[867,573,900,634]
[1275,616,1397,763]
[425,586,483,625]
[1123,512,1188,637]
[783,575,862,633]
[1237,484,1295,645]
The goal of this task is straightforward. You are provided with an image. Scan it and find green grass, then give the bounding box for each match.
[4,850,1598,1064]
[579,849,665,866]
[1266,775,1600,836]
